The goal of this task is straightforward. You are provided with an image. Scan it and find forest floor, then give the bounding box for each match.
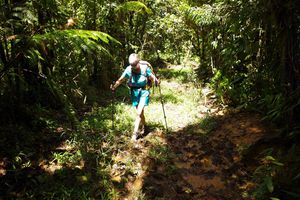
[0,65,279,199]
[118,112,269,200]
[109,65,275,200]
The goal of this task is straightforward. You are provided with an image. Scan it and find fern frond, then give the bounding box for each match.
[116,1,152,15]
[31,29,121,56]
[182,4,219,27]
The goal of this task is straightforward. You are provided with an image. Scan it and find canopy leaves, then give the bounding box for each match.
[181,3,220,27]
[116,1,152,14]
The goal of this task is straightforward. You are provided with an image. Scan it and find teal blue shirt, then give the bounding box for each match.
[122,63,152,88]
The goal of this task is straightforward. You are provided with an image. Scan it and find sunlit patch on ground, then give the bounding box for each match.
[39,160,63,174]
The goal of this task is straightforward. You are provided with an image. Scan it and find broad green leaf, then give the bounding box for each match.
[265,176,274,193]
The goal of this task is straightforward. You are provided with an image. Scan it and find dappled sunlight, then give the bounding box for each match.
[146,74,204,131]
[0,123,116,198]
[0,161,6,176]
[39,160,64,174]
[247,127,263,134]
[158,65,196,84]
[137,110,274,199]
[0,0,298,198]
[0,65,280,199]
[104,65,275,198]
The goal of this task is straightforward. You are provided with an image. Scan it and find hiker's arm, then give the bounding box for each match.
[111,76,125,90]
[150,74,160,85]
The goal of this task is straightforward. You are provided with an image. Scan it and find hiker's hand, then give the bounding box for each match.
[110,84,115,91]
[155,78,160,86]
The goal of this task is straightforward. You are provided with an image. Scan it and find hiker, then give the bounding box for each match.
[110,53,160,141]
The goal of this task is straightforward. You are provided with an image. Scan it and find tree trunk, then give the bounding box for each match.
[276,0,300,125]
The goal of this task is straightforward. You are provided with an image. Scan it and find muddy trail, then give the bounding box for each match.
[114,110,270,200]
[107,66,277,199]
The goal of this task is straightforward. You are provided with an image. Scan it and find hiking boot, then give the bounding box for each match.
[131,132,138,142]
[140,125,145,135]
[141,125,150,135]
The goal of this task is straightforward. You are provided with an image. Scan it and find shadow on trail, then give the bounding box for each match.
[0,124,65,198]
[140,111,271,200]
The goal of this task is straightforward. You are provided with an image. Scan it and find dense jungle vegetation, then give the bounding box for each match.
[0,0,300,199]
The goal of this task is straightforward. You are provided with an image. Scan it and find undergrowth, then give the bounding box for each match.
[0,65,212,199]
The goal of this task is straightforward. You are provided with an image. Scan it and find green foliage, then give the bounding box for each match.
[1,0,300,198]
[181,3,220,26]
[81,102,134,133]
[197,115,218,135]
[116,1,152,14]
[148,145,170,164]
[260,94,284,122]
[252,150,284,199]
[182,0,300,129]
[158,66,196,84]
[32,29,120,47]
[52,150,82,165]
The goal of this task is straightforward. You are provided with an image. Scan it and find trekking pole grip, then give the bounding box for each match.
[111,81,116,130]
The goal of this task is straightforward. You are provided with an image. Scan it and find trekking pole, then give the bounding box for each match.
[158,83,168,133]
[111,83,115,130]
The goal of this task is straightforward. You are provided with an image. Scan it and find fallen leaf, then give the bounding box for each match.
[111,175,122,183]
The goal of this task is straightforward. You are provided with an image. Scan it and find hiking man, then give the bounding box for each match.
[111,53,160,141]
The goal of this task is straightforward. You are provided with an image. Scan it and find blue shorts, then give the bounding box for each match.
[131,89,150,107]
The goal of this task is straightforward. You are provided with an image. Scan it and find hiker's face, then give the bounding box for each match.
[131,62,140,71]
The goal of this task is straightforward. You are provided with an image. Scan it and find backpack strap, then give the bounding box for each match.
[127,66,134,88]
[139,60,153,75]
[140,61,155,89]
[127,65,146,89]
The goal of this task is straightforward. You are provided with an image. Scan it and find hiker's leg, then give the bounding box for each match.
[141,109,145,127]
[131,90,149,141]
[133,101,145,134]
[131,104,145,141]
[139,90,148,129]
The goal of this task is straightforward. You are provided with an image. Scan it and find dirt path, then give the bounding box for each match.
[110,66,272,199]
[141,112,267,200]
[115,111,269,200]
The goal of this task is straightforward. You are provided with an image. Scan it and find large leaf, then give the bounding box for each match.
[265,176,274,193]
[33,29,120,45]
[31,29,121,57]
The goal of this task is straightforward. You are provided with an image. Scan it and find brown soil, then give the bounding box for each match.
[120,111,272,200]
